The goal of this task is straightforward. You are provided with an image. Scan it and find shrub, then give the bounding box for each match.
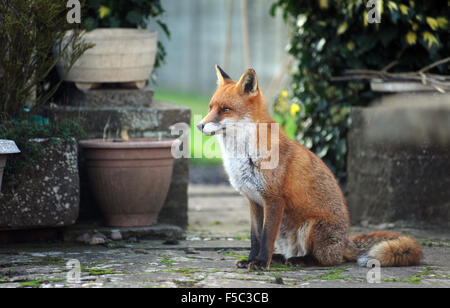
[271,0,450,182]
[0,0,91,118]
[83,0,170,70]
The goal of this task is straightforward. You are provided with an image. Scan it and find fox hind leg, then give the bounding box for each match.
[286,255,318,267]
[271,253,286,264]
[308,222,347,266]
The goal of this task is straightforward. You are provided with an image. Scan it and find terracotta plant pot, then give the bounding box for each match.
[0,140,20,193]
[79,138,175,227]
[55,28,157,91]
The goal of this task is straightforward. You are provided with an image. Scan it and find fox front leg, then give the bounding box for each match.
[236,200,263,269]
[247,198,284,271]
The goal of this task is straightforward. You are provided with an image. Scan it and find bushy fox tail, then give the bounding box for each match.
[343,231,423,267]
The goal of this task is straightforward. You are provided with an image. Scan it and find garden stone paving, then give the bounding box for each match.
[0,184,449,288]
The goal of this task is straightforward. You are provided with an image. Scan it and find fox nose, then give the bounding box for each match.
[196,123,205,132]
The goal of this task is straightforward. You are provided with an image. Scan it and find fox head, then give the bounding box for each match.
[196,65,270,136]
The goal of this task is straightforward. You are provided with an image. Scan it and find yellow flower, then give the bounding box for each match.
[346,42,355,51]
[337,22,348,35]
[289,103,300,116]
[99,5,111,19]
[410,22,419,31]
[388,1,398,12]
[280,90,289,98]
[363,10,368,27]
[377,0,384,16]
[409,1,415,8]
[399,4,409,15]
[426,17,439,30]
[437,17,448,29]
[406,31,417,45]
[422,31,439,48]
[319,0,329,9]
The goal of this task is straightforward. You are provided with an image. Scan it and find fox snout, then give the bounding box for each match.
[196,123,205,132]
[196,121,223,135]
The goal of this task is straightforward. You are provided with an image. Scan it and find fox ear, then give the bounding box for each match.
[236,68,258,96]
[215,65,231,86]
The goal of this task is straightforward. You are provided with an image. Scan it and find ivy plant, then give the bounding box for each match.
[271,0,450,182]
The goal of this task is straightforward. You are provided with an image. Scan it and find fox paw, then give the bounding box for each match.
[286,255,318,267]
[271,253,286,264]
[247,260,268,271]
[235,260,250,268]
[285,257,307,267]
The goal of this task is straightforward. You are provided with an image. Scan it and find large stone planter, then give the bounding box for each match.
[0,139,79,230]
[347,92,450,228]
[79,138,175,227]
[0,140,20,193]
[56,28,157,91]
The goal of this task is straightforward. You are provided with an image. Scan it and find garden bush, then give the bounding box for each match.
[271,0,450,182]
[0,0,91,118]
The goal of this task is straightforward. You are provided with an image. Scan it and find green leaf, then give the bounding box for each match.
[284,116,298,140]
[126,10,142,26]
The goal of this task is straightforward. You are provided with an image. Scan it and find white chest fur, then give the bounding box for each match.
[217,134,265,206]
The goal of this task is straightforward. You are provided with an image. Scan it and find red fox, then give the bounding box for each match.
[197,65,423,270]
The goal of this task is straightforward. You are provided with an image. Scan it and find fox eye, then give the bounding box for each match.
[222,107,231,113]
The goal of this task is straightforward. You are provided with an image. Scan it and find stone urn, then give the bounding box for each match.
[56,28,157,91]
[79,138,175,227]
[0,140,20,192]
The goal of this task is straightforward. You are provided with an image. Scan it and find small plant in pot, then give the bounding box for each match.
[56,0,170,90]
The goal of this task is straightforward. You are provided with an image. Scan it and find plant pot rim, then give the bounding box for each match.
[370,78,448,93]
[72,28,157,41]
[0,140,20,154]
[79,138,175,149]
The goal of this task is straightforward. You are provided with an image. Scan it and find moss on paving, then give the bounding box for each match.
[19,278,65,288]
[232,235,250,241]
[160,255,174,267]
[380,267,445,285]
[1,257,67,268]
[85,268,123,276]
[220,251,248,261]
[161,268,199,276]
[300,267,350,281]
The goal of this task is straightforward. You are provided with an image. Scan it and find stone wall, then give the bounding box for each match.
[0,139,79,230]
[347,93,450,229]
[46,84,190,229]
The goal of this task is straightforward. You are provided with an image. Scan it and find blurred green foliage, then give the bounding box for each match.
[271,0,450,182]
[83,0,170,70]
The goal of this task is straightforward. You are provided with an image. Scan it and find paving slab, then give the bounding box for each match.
[0,238,448,288]
[0,184,449,288]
